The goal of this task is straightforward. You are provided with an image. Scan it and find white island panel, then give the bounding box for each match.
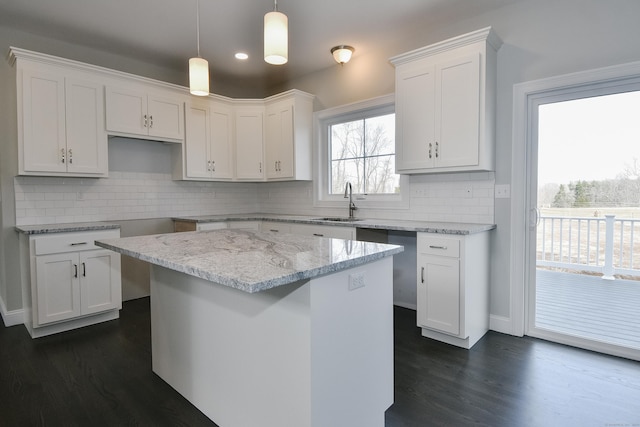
[150,257,393,427]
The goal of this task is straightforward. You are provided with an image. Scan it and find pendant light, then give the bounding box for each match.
[264,0,288,65]
[189,0,209,96]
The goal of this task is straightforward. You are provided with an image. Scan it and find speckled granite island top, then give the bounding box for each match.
[96,229,403,293]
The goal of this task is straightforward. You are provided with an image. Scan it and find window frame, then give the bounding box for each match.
[313,94,409,210]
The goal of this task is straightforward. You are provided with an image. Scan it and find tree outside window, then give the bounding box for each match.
[329,113,399,195]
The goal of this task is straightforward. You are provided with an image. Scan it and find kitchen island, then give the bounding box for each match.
[96,229,403,427]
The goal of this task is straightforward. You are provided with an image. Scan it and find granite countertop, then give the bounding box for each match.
[16,222,121,235]
[172,214,496,235]
[96,229,403,293]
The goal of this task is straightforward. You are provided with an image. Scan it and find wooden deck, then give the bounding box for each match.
[536,269,640,350]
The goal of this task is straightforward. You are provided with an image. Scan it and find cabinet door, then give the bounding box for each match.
[105,87,147,136]
[278,106,294,177]
[80,250,122,315]
[21,67,67,173]
[65,78,108,175]
[265,108,281,179]
[148,94,184,140]
[395,62,435,172]
[235,108,264,180]
[210,103,234,179]
[265,103,294,179]
[184,101,212,179]
[417,254,460,336]
[35,253,81,325]
[435,53,480,168]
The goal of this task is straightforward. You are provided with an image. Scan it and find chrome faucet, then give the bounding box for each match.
[344,182,358,219]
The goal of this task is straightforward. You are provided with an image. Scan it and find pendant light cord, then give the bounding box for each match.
[274,0,278,12]
[196,0,201,57]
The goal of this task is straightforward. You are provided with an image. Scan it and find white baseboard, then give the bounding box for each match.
[489,314,520,336]
[0,295,24,327]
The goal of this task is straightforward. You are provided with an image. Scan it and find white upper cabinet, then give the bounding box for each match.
[391,27,502,174]
[209,102,234,179]
[106,86,184,142]
[18,61,108,177]
[65,78,108,174]
[9,48,314,182]
[180,98,234,180]
[235,105,265,180]
[264,90,314,181]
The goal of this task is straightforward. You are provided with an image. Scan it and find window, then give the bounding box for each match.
[329,113,399,195]
[314,94,408,210]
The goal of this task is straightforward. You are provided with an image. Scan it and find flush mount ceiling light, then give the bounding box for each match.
[331,45,355,65]
[264,0,288,65]
[189,0,209,96]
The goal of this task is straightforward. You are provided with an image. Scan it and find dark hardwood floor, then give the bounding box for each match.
[1,298,639,427]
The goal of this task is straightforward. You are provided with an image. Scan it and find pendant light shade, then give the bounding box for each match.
[189,57,209,96]
[189,0,209,96]
[264,1,288,65]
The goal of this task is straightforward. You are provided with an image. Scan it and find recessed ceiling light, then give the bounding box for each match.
[235,52,249,60]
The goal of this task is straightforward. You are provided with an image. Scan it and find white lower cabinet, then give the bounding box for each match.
[227,221,261,230]
[289,223,356,240]
[197,222,228,231]
[22,229,122,338]
[416,232,489,348]
[261,221,292,234]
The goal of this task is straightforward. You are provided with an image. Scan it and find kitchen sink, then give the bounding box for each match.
[313,217,363,222]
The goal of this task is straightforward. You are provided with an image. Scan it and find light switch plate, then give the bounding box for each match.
[495,184,511,198]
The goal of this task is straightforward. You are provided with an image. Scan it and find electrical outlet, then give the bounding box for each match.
[463,186,473,198]
[348,272,366,291]
[495,184,511,198]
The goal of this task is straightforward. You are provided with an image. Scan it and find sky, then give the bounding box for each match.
[537,90,640,186]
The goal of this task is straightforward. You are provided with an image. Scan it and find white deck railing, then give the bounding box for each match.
[537,214,640,279]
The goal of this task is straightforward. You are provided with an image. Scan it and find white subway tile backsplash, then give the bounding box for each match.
[14,171,495,226]
[14,174,261,226]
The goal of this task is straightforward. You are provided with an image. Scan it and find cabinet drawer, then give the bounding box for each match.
[261,222,292,234]
[34,230,120,255]
[197,222,228,231]
[418,235,460,258]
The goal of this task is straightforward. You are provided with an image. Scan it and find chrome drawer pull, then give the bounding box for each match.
[421,267,425,283]
[429,245,447,250]
[313,233,324,237]
[70,242,88,246]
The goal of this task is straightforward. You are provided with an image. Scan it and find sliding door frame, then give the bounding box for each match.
[510,61,640,361]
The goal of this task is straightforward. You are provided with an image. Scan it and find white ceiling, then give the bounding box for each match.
[0,0,518,87]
